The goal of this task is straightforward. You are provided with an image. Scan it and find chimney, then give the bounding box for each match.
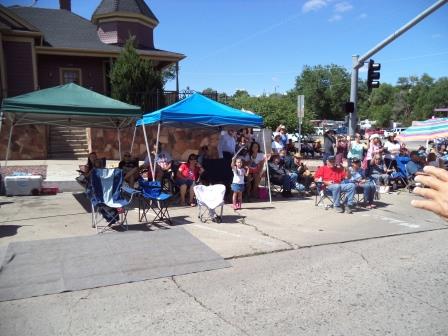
[59,0,71,11]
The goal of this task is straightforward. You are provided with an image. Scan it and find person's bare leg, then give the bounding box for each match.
[189,182,196,205]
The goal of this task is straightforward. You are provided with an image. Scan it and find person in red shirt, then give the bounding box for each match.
[176,154,204,206]
[314,156,355,213]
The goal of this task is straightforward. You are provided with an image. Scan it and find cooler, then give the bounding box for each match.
[4,175,43,196]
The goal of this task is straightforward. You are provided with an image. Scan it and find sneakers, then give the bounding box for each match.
[345,205,353,214]
[335,206,344,213]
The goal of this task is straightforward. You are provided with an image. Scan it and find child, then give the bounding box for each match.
[231,157,248,210]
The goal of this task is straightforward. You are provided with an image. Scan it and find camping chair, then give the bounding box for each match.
[138,180,173,226]
[393,156,414,192]
[87,168,137,233]
[314,182,349,209]
[194,184,226,223]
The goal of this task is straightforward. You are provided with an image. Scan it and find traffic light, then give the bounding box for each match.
[367,59,381,91]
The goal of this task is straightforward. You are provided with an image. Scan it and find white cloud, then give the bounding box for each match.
[328,14,342,22]
[358,13,367,19]
[302,0,328,13]
[334,1,353,13]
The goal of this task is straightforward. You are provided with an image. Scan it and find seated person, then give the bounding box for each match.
[77,152,105,186]
[284,152,313,194]
[77,152,96,176]
[367,154,393,191]
[314,155,355,213]
[155,149,173,181]
[271,133,284,154]
[286,139,297,154]
[301,142,315,158]
[243,142,266,200]
[176,154,204,206]
[267,154,300,197]
[406,150,425,176]
[426,152,444,168]
[118,152,140,187]
[348,158,376,209]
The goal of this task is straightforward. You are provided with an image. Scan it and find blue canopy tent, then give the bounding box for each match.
[135,93,273,202]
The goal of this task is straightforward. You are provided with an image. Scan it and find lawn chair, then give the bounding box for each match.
[87,168,137,233]
[314,182,334,209]
[393,156,414,192]
[138,180,173,226]
[194,184,226,223]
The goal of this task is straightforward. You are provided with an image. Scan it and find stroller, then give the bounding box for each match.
[193,184,226,223]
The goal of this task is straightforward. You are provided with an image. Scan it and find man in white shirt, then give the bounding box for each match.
[218,129,236,160]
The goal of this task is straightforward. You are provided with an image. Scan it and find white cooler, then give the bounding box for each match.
[4,175,43,196]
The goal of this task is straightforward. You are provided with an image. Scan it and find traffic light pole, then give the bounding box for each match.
[348,0,448,136]
[349,55,359,137]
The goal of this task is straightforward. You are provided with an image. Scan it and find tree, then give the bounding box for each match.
[110,36,163,106]
[291,64,351,120]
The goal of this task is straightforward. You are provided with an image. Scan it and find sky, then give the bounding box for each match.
[3,0,448,95]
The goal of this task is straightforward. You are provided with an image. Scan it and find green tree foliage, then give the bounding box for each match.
[291,64,351,120]
[215,66,447,132]
[110,36,163,105]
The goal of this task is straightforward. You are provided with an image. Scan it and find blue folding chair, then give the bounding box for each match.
[393,156,414,192]
[138,180,173,226]
[87,168,137,233]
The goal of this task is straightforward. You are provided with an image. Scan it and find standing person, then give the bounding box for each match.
[347,133,367,167]
[218,129,237,188]
[231,157,248,210]
[176,154,204,206]
[335,136,348,167]
[218,129,236,160]
[276,124,288,149]
[323,130,336,165]
[365,134,383,168]
[235,135,249,159]
[383,133,400,170]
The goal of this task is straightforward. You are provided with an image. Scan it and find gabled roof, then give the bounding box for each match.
[7,6,184,62]
[93,0,159,24]
[9,6,121,51]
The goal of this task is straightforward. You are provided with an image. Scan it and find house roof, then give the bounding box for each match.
[93,0,159,24]
[7,6,184,62]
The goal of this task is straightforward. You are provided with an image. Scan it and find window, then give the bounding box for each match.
[60,68,82,85]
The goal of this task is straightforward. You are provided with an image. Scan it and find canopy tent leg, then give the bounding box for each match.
[262,129,272,203]
[130,124,137,155]
[153,122,161,175]
[4,121,14,168]
[142,124,155,181]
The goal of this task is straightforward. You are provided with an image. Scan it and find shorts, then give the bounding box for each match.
[231,183,245,192]
[176,178,194,187]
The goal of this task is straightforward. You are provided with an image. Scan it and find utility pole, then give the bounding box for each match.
[348,0,448,136]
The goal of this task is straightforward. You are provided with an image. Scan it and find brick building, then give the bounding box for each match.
[0,0,185,160]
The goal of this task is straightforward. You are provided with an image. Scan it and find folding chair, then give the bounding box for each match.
[314,182,334,209]
[87,168,137,233]
[138,180,173,226]
[194,184,225,223]
[394,156,415,192]
[314,182,349,209]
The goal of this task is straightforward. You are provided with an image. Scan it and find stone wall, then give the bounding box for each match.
[0,120,48,160]
[90,126,221,161]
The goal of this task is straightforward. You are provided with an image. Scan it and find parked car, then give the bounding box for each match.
[391,127,407,134]
[313,127,324,135]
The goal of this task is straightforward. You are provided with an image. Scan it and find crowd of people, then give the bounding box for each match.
[77,124,448,216]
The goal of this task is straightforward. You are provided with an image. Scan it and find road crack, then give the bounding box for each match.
[171,276,251,336]
[339,245,448,313]
[238,213,297,250]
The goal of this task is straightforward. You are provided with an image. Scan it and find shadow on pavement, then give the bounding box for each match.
[0,225,22,239]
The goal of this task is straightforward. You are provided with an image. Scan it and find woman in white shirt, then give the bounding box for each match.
[271,133,284,154]
[383,133,401,170]
[244,142,266,200]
